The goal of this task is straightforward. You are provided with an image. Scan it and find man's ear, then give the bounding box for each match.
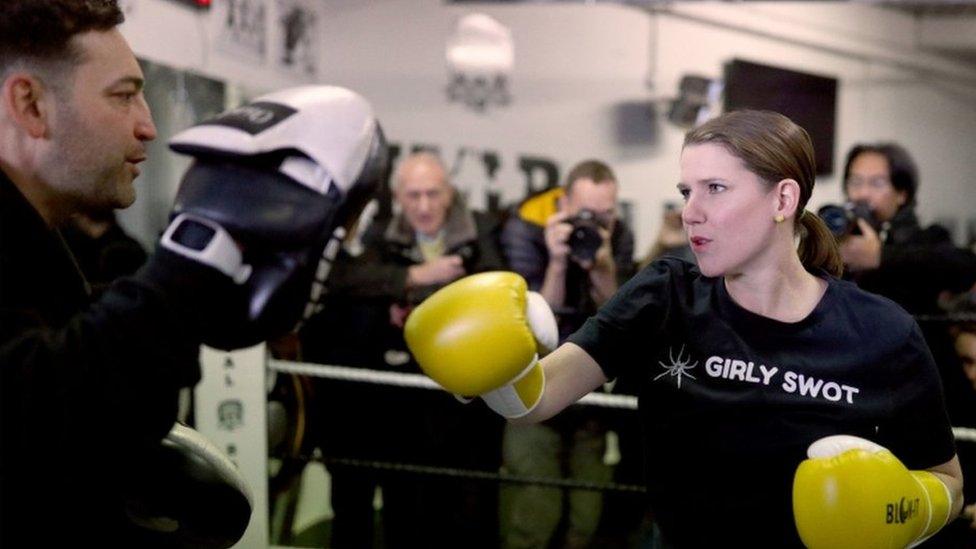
[774,178,802,219]
[2,73,50,139]
[894,188,908,208]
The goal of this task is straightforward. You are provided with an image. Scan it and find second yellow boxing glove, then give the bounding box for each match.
[793,435,951,549]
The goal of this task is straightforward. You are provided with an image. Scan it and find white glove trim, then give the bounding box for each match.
[525,291,558,353]
[161,213,252,284]
[279,156,332,195]
[299,226,347,324]
[806,434,886,458]
[480,354,544,419]
[908,473,935,549]
[908,473,953,548]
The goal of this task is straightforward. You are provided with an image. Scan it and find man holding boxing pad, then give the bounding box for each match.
[405,110,962,547]
[0,2,387,545]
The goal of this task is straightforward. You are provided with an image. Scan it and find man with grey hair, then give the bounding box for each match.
[304,151,507,548]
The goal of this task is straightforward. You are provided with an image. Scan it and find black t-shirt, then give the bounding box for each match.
[568,258,956,547]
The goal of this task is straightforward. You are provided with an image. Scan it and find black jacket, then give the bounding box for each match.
[61,217,148,296]
[848,206,976,430]
[299,196,506,480]
[333,195,505,305]
[302,194,505,371]
[0,172,203,545]
[851,207,976,315]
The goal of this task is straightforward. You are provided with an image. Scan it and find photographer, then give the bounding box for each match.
[833,143,976,313]
[301,151,505,548]
[831,143,976,438]
[499,159,635,549]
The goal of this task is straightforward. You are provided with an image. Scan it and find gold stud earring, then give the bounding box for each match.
[774,214,785,223]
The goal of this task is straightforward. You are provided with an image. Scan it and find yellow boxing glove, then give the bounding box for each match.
[793,435,952,549]
[404,272,558,418]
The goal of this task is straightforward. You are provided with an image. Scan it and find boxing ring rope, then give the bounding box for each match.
[196,347,976,548]
[318,455,647,493]
[268,359,641,410]
[270,359,976,442]
[914,312,976,324]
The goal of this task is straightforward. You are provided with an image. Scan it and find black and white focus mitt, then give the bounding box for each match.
[153,85,388,349]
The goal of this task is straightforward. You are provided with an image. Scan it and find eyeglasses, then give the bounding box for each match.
[845,177,892,191]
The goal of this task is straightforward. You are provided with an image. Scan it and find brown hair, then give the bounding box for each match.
[684,110,843,277]
[0,0,123,82]
[565,159,616,193]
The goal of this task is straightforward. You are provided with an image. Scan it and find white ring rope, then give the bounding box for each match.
[268,359,976,441]
[953,426,976,443]
[270,360,441,391]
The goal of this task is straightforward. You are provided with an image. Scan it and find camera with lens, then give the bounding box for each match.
[567,209,606,263]
[455,244,479,273]
[406,244,480,306]
[816,201,878,238]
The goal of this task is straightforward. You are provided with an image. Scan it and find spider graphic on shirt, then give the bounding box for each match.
[654,344,697,388]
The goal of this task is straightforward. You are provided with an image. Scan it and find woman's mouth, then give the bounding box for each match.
[690,236,711,251]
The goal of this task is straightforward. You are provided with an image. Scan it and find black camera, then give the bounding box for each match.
[455,244,479,273]
[816,201,878,238]
[567,209,605,263]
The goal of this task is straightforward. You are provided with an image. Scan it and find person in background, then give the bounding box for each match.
[839,143,976,477]
[302,151,505,548]
[498,159,635,549]
[839,142,976,320]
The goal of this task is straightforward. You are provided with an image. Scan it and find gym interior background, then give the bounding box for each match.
[114,0,976,546]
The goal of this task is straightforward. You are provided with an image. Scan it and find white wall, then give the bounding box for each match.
[121,0,320,93]
[121,0,976,254]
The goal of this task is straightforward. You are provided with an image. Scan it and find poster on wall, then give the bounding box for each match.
[445,13,513,113]
[275,0,319,77]
[216,0,268,64]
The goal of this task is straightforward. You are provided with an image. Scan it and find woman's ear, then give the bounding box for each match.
[774,178,801,220]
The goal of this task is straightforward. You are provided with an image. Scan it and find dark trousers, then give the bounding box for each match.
[328,464,426,549]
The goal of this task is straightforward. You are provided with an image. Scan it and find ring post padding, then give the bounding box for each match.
[196,344,268,549]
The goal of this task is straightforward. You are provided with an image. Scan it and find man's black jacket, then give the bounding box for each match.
[0,172,202,545]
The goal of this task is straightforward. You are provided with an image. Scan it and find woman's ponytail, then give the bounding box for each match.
[797,210,843,277]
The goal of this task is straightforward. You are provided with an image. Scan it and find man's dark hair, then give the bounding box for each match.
[843,142,919,206]
[0,1,123,78]
[564,159,616,194]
